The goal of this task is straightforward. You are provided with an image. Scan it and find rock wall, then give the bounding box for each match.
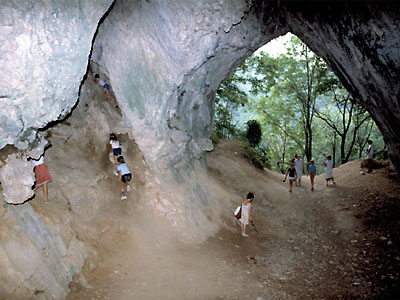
[277,1,400,171]
[0,0,113,150]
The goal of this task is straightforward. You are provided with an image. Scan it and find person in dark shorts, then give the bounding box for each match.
[94,74,115,102]
[117,156,132,200]
[109,133,122,168]
[283,162,298,193]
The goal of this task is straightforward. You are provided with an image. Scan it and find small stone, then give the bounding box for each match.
[351,239,358,244]
[352,282,360,286]
[388,241,393,245]
[380,236,387,241]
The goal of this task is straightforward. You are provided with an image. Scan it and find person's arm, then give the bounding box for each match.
[283,169,289,181]
[118,170,122,182]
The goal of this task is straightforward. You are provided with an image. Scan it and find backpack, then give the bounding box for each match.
[234,205,242,219]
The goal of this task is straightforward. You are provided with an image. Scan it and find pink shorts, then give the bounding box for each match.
[34,164,52,187]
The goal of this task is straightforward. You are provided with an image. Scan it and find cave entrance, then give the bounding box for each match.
[213,33,384,173]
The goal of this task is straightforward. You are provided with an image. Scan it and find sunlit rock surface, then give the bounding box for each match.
[0,204,86,299]
[0,153,34,204]
[0,0,113,150]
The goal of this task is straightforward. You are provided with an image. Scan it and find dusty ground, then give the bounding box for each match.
[65,139,400,300]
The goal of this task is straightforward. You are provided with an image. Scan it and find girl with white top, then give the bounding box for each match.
[30,154,52,203]
[240,192,254,237]
[323,155,336,186]
[117,156,132,200]
[109,133,122,166]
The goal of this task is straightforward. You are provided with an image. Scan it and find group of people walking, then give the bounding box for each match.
[283,154,335,193]
[109,133,132,200]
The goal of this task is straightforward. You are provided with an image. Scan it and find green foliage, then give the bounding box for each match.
[246,120,262,147]
[242,142,269,169]
[210,131,219,145]
[214,33,385,170]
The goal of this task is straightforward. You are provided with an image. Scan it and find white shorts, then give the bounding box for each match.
[289,176,296,180]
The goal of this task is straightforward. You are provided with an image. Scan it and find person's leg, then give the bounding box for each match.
[120,180,125,193]
[326,178,329,186]
[289,179,293,192]
[241,222,245,235]
[367,159,372,173]
[332,177,336,184]
[310,175,314,191]
[43,182,48,203]
[298,177,301,186]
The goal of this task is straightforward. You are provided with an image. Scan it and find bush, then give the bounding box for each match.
[246,120,262,147]
[210,131,220,145]
[242,142,269,169]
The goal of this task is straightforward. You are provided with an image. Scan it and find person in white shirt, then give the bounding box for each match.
[366,140,375,173]
[109,133,122,166]
[294,155,304,186]
[323,155,336,186]
[30,154,52,203]
[117,156,132,200]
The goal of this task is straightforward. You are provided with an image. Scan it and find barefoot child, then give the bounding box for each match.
[94,74,116,102]
[324,155,336,186]
[109,133,122,168]
[117,156,132,200]
[283,163,297,193]
[30,154,52,203]
[240,193,254,237]
[307,160,317,191]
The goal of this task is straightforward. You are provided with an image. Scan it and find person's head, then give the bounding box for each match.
[291,162,295,168]
[117,156,125,164]
[247,192,254,202]
[94,74,100,84]
[109,133,117,140]
[297,155,301,159]
[310,160,314,165]
[367,140,373,144]
[327,155,331,160]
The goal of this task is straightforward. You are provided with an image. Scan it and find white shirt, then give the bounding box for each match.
[110,140,120,149]
[294,158,303,174]
[32,156,44,167]
[367,144,375,159]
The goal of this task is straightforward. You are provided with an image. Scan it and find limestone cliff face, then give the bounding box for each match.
[0,0,113,150]
[91,0,285,176]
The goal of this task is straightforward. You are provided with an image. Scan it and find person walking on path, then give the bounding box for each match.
[283,162,298,193]
[117,156,132,200]
[94,74,116,102]
[240,193,254,237]
[307,160,317,191]
[30,154,52,203]
[324,155,336,186]
[366,140,375,173]
[109,133,122,168]
[294,155,304,186]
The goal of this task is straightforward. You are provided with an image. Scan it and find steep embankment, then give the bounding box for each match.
[66,139,400,300]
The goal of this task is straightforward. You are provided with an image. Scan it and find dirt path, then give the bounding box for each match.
[67,140,400,300]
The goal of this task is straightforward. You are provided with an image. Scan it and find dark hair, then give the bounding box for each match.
[109,133,117,140]
[247,192,254,200]
[367,140,372,144]
[117,156,125,163]
[327,155,332,160]
[95,74,100,79]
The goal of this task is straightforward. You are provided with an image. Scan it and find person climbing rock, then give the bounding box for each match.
[283,162,297,193]
[94,74,116,102]
[109,133,122,171]
[116,156,132,200]
[324,155,336,186]
[30,154,52,203]
[240,192,254,237]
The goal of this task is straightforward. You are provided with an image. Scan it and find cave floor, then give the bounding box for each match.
[66,140,400,300]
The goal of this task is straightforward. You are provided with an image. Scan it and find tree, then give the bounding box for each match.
[246,120,262,147]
